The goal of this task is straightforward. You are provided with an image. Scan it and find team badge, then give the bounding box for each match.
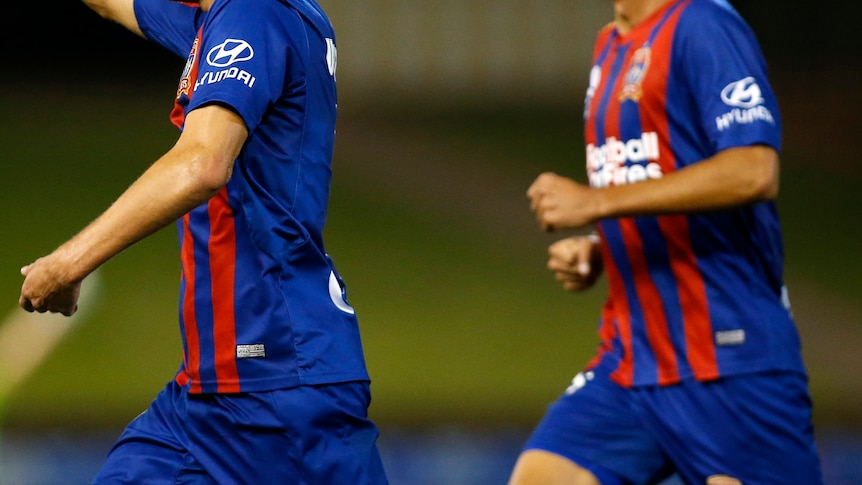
[176,37,200,100]
[619,47,651,102]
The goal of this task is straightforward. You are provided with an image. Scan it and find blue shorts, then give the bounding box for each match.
[93,380,388,484]
[523,356,823,484]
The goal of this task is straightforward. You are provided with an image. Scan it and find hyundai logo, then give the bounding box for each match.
[207,39,254,68]
[720,76,764,109]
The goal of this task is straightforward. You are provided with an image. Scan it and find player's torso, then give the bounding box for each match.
[582,0,805,386]
[137,0,369,393]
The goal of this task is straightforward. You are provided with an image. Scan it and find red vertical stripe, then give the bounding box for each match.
[602,235,635,387]
[618,219,679,384]
[208,188,240,392]
[180,214,202,393]
[659,216,718,379]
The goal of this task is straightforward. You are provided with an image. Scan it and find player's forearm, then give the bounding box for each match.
[593,145,779,219]
[50,148,230,283]
[50,106,245,283]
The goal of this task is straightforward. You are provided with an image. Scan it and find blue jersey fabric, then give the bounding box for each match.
[134,0,370,393]
[583,0,807,387]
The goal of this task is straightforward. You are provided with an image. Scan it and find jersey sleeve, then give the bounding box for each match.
[185,0,293,133]
[134,0,201,58]
[673,2,782,152]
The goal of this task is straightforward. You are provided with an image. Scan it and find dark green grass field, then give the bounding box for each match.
[0,79,859,436]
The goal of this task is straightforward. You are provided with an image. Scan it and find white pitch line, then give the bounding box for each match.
[0,271,102,402]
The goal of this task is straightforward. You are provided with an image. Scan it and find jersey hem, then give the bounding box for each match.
[177,371,372,394]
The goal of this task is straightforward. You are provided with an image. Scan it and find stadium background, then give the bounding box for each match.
[1,1,860,483]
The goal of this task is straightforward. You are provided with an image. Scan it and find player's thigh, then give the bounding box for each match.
[93,438,202,485]
[93,382,192,484]
[275,381,388,484]
[517,363,671,485]
[509,449,602,485]
[640,371,822,484]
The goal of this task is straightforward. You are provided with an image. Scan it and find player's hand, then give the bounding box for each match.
[547,235,603,292]
[527,172,597,231]
[19,256,82,317]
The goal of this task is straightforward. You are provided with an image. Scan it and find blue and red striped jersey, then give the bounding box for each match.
[582,0,807,387]
[134,0,370,393]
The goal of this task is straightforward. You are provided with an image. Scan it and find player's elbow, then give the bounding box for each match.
[184,153,234,198]
[758,173,780,201]
[200,160,234,195]
[738,145,780,202]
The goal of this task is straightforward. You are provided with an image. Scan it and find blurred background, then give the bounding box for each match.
[1,1,860,483]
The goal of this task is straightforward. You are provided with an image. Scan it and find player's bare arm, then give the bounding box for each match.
[19,104,248,316]
[547,235,603,293]
[528,144,779,231]
[82,0,143,37]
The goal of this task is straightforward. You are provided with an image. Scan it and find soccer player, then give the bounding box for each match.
[18,0,389,483]
[512,0,823,484]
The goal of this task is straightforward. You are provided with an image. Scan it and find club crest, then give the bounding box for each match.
[619,47,651,102]
[177,37,200,100]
